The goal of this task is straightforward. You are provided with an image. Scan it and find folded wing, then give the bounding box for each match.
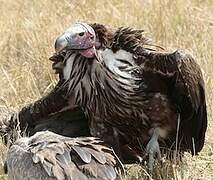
[6,131,124,180]
[137,49,207,153]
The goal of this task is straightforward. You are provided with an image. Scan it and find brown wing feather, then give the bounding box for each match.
[6,131,124,180]
[108,26,207,153]
[138,49,207,153]
[0,106,89,146]
[31,107,89,137]
[17,80,69,131]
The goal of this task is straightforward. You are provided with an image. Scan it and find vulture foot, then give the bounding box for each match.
[145,129,161,172]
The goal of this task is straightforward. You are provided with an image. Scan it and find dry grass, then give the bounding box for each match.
[0,0,212,179]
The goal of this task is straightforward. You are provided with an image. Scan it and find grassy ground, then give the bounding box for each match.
[0,0,212,179]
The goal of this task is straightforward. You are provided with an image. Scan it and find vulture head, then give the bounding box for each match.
[51,23,113,77]
[55,22,97,58]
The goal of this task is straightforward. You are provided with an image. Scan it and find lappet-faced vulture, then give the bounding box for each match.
[51,22,207,170]
[2,22,207,172]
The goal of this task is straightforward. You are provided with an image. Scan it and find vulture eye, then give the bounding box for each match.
[78,32,85,36]
[90,35,94,40]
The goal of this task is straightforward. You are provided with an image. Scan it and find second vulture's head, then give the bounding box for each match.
[55,22,97,58]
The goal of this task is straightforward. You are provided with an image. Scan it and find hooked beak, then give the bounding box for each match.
[55,32,95,53]
[55,33,74,53]
[54,22,96,58]
[55,34,68,53]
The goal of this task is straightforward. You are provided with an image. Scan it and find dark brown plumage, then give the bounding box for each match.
[11,79,87,139]
[50,23,207,169]
[1,107,124,179]
[1,23,207,172]
[108,27,207,154]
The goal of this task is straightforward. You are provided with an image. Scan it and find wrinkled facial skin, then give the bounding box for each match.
[55,23,96,58]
